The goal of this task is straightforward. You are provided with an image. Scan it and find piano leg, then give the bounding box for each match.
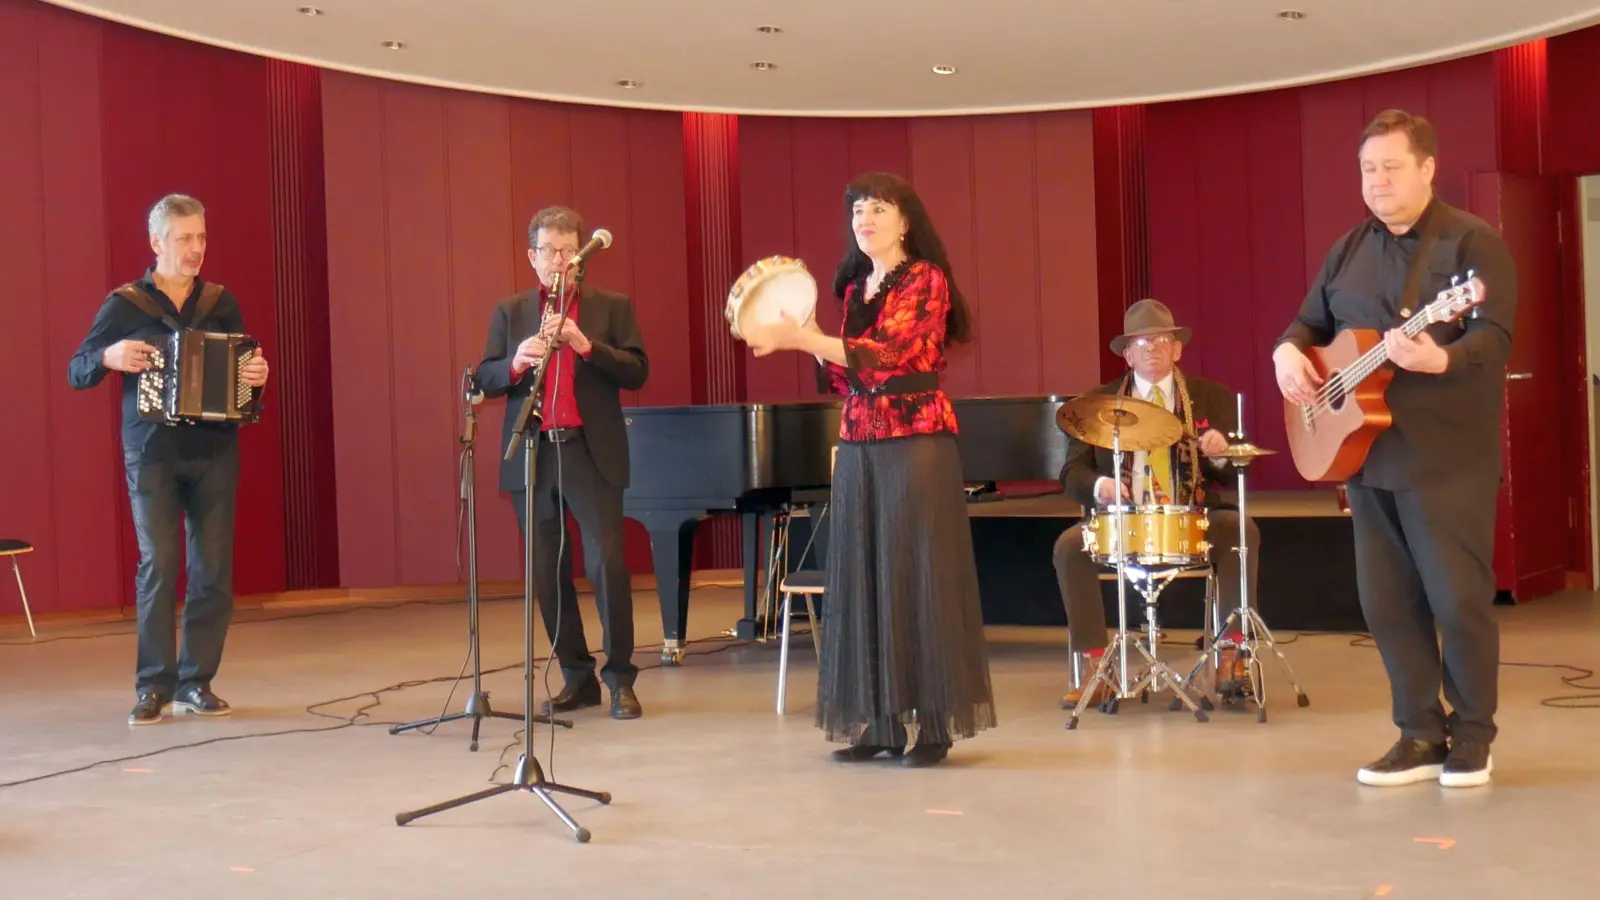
[636,511,701,666]
[736,512,763,641]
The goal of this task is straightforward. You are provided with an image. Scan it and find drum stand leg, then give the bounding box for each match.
[1067,564,1210,730]
[1187,392,1311,722]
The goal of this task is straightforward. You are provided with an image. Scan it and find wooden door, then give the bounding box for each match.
[1479,173,1578,601]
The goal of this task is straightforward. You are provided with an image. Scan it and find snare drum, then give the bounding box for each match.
[1081,504,1210,567]
[726,256,817,341]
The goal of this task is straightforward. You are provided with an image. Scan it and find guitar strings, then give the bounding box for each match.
[1302,303,1440,420]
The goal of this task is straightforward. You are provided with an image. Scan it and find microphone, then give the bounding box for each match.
[463,366,483,405]
[568,228,613,267]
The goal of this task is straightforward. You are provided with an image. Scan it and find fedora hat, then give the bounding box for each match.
[1109,299,1191,354]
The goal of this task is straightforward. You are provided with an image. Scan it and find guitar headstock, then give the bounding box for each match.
[1422,272,1487,324]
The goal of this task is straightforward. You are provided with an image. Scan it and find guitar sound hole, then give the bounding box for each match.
[1324,372,1348,412]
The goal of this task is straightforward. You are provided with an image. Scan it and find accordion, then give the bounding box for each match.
[136,330,262,425]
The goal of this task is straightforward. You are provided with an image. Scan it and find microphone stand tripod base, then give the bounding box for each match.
[394,751,612,842]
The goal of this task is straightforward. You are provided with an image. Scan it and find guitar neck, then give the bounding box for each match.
[1336,312,1431,392]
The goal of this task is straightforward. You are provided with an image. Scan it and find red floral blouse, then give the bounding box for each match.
[816,259,960,443]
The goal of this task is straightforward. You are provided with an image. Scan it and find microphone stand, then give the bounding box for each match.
[388,369,528,750]
[397,265,611,842]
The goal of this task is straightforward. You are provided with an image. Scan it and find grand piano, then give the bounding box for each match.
[621,396,1071,662]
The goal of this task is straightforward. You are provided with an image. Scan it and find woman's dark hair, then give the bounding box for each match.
[830,171,972,344]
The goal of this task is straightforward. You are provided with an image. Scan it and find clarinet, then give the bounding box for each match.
[524,266,574,426]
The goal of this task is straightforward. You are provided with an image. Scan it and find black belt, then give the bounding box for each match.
[541,426,583,443]
[847,371,940,397]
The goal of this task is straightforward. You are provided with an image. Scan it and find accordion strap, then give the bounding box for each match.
[114,281,226,332]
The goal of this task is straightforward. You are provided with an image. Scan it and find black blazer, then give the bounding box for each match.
[476,283,648,492]
[1058,372,1239,511]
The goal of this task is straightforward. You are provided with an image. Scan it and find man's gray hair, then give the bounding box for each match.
[148,193,206,239]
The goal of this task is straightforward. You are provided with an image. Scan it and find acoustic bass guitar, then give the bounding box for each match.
[1283,273,1487,482]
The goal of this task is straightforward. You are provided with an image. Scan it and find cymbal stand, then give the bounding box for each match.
[1067,415,1210,730]
[397,266,610,840]
[1185,393,1310,723]
[389,369,527,750]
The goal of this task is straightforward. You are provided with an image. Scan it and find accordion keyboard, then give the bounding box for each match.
[136,348,168,416]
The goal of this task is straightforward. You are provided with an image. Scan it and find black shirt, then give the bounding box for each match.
[67,268,246,462]
[1277,198,1517,490]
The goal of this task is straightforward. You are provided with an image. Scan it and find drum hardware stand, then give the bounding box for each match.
[397,265,610,841]
[1067,413,1210,730]
[389,369,530,750]
[1180,393,1310,723]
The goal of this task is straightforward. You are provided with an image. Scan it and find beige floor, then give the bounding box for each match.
[1,582,1597,899]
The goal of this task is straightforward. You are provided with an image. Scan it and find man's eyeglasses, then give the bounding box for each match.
[1129,334,1177,351]
[535,246,578,261]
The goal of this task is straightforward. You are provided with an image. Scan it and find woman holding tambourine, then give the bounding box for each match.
[736,171,996,768]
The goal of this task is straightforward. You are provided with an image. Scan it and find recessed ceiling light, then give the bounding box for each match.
[297,6,323,15]
[615,79,641,89]
[381,40,406,50]
[1277,9,1305,19]
[750,60,776,70]
[755,25,783,34]
[932,65,957,75]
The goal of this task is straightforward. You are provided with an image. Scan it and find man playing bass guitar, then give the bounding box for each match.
[1272,109,1517,789]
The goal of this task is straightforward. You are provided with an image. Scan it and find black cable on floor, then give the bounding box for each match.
[0,633,744,791]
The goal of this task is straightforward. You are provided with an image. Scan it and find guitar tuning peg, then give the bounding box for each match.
[1450,274,1460,286]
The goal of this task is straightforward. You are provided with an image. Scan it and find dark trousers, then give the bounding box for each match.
[511,433,636,690]
[1052,510,1259,653]
[124,441,239,696]
[1345,479,1500,745]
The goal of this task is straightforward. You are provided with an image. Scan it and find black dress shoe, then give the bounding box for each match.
[174,685,231,717]
[128,691,169,726]
[610,686,642,720]
[541,679,602,715]
[901,742,950,768]
[830,744,902,762]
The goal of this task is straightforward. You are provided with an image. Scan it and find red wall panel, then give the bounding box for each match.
[1546,25,1600,174]
[737,112,1102,403]
[0,0,290,618]
[98,22,287,601]
[268,60,340,590]
[1147,53,1503,490]
[321,72,694,586]
[1092,106,1150,381]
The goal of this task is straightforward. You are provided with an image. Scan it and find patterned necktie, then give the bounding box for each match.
[1147,385,1172,502]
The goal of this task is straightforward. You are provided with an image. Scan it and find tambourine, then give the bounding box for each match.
[725,255,817,341]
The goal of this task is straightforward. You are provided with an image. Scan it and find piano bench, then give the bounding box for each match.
[775,571,825,715]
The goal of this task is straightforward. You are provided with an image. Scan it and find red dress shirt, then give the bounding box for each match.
[511,283,589,430]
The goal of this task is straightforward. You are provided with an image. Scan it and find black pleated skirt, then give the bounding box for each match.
[816,432,997,748]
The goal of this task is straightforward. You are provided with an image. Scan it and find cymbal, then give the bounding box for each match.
[1055,394,1183,452]
[1211,441,1278,461]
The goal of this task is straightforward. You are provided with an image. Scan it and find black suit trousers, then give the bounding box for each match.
[510,433,637,690]
[1345,478,1500,745]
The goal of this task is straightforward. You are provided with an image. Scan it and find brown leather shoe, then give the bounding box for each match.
[541,678,602,714]
[1060,653,1115,708]
[610,686,642,720]
[1216,647,1251,694]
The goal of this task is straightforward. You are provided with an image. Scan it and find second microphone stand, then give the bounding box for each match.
[396,266,610,842]
[389,371,554,750]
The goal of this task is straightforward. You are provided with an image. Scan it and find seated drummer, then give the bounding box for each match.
[1052,299,1259,706]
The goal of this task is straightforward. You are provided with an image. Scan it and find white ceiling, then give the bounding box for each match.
[42,0,1600,116]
